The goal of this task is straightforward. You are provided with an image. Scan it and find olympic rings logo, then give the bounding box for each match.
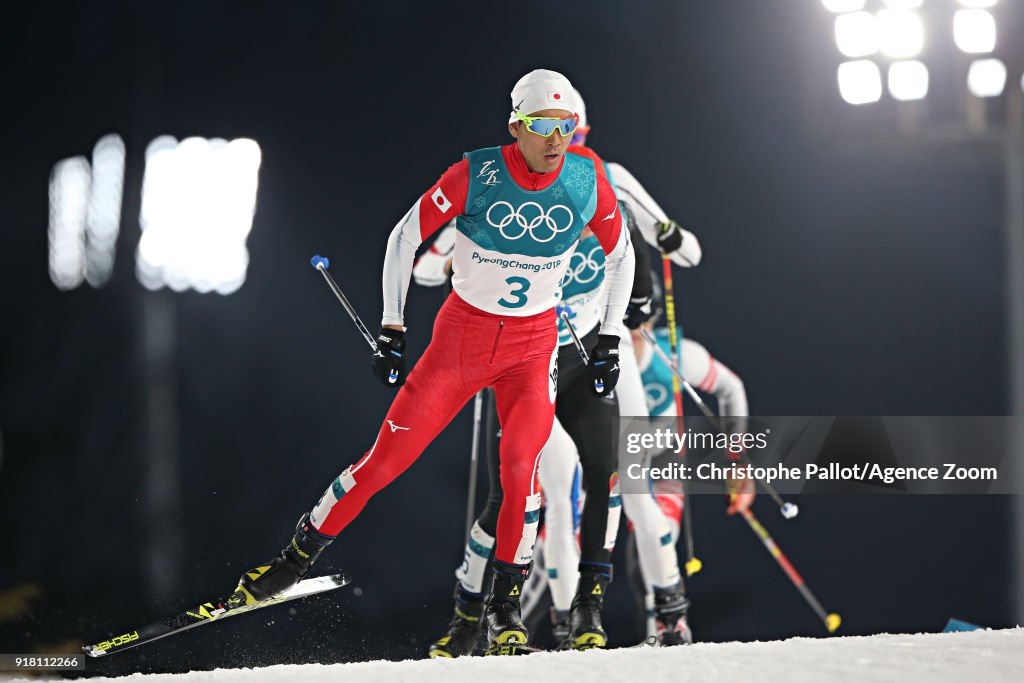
[485,201,574,243]
[646,384,668,409]
[560,245,604,287]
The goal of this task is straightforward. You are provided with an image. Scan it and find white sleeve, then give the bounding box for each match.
[598,225,635,339]
[682,338,748,432]
[607,162,702,268]
[615,333,651,417]
[712,361,748,419]
[381,198,425,328]
[412,222,456,287]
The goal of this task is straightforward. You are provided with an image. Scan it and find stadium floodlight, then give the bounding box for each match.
[85,134,125,288]
[967,58,1007,97]
[877,9,925,59]
[137,136,262,295]
[958,0,998,8]
[835,12,878,58]
[48,134,127,291]
[822,0,865,12]
[953,10,997,54]
[838,60,883,105]
[883,0,922,8]
[888,60,929,101]
[48,157,90,290]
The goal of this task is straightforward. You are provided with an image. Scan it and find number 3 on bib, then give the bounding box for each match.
[499,276,531,309]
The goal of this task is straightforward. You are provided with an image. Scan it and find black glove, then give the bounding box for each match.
[623,295,654,330]
[587,334,621,396]
[656,220,684,254]
[371,327,406,387]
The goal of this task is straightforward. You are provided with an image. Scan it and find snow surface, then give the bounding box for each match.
[9,629,1024,683]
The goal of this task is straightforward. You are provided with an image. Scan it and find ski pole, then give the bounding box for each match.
[558,309,605,394]
[464,390,484,543]
[310,255,398,384]
[737,506,841,634]
[660,255,701,576]
[638,328,798,520]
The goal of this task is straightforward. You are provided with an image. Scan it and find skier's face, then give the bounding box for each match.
[508,108,574,173]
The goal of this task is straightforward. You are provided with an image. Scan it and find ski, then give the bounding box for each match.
[485,642,543,656]
[83,573,351,658]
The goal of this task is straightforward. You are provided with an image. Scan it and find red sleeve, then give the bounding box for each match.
[587,171,625,254]
[417,158,469,242]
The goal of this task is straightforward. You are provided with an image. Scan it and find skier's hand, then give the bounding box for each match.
[587,335,620,396]
[371,327,406,387]
[656,220,685,254]
[623,294,654,330]
[725,467,756,516]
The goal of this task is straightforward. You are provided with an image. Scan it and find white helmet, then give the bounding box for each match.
[508,69,577,123]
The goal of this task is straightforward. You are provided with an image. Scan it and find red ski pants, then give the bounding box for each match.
[309,292,558,565]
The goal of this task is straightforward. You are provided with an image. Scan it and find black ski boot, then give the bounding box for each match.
[654,583,693,646]
[234,513,334,605]
[560,564,611,650]
[484,562,531,655]
[550,607,570,645]
[428,583,485,658]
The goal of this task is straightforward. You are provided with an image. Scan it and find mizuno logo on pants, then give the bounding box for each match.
[387,420,410,433]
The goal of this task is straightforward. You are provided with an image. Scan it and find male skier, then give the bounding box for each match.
[624,305,752,640]
[419,189,651,655]
[233,69,635,653]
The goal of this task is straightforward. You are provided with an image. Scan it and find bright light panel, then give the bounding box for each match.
[838,60,883,105]
[953,10,996,54]
[877,9,925,58]
[49,157,90,290]
[835,12,878,58]
[967,58,1007,97]
[883,0,922,8]
[137,136,262,295]
[85,134,125,288]
[823,0,865,12]
[888,60,929,100]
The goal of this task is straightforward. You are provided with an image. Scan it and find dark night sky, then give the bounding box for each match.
[0,0,1017,672]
